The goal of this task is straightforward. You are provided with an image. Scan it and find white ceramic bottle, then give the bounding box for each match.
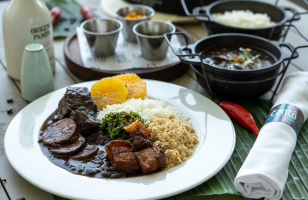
[3,0,55,80]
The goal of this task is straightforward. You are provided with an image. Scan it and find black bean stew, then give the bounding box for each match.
[201,45,276,70]
[38,110,134,179]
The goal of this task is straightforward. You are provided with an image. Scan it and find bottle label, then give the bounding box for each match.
[264,104,304,136]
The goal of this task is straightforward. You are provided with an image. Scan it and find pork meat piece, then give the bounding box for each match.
[105,140,133,161]
[70,106,100,136]
[153,146,166,169]
[113,152,140,172]
[135,148,158,174]
[124,120,152,151]
[58,87,98,117]
[49,137,86,155]
[42,118,78,147]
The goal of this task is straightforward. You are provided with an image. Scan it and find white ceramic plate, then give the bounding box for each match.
[5,80,235,200]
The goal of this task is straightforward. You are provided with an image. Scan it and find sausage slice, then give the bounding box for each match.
[70,144,99,160]
[49,137,86,155]
[42,118,77,147]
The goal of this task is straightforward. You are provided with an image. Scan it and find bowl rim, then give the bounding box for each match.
[80,18,123,36]
[194,0,288,31]
[114,4,155,21]
[133,20,176,39]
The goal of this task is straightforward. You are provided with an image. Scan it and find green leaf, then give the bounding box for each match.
[256,58,262,69]
[46,0,84,38]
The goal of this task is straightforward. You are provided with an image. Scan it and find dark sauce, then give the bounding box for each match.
[38,110,144,179]
[201,45,276,70]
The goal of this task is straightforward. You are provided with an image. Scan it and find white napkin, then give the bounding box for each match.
[234,71,308,200]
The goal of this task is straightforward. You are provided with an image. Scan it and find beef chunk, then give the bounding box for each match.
[70,144,99,160]
[50,137,86,155]
[70,106,100,136]
[131,131,153,151]
[113,152,140,172]
[135,148,158,174]
[43,118,77,147]
[58,87,98,117]
[124,120,152,151]
[105,140,133,161]
[153,146,166,169]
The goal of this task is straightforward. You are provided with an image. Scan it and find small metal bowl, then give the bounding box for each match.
[115,5,155,43]
[133,21,176,61]
[81,18,123,57]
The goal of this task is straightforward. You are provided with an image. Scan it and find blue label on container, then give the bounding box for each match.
[264,104,304,136]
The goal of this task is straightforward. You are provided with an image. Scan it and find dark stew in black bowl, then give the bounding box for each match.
[201,46,276,70]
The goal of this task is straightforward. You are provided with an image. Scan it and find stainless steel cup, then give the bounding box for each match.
[133,21,176,61]
[115,5,154,43]
[81,18,123,57]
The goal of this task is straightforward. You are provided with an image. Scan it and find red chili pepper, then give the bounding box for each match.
[50,6,61,25]
[80,5,94,20]
[219,101,259,137]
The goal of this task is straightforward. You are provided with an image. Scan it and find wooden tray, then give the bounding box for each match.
[64,26,194,81]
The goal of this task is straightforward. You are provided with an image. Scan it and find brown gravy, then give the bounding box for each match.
[38,111,145,179]
[201,45,276,70]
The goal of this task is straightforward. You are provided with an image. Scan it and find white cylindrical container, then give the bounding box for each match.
[3,0,55,80]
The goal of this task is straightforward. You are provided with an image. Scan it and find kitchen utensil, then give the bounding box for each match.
[133,21,176,61]
[115,5,154,43]
[80,18,123,57]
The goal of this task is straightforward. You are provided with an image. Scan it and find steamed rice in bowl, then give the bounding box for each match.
[212,10,276,28]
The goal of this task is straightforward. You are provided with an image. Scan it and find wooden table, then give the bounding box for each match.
[0,0,307,199]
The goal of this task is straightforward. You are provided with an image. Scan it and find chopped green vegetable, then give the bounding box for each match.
[256,58,262,69]
[100,111,147,142]
[220,55,229,60]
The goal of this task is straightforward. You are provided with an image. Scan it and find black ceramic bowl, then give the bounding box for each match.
[181,0,300,40]
[164,33,299,100]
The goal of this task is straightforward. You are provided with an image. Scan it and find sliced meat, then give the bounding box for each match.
[42,118,77,147]
[124,120,152,151]
[70,144,99,160]
[58,87,98,117]
[113,152,140,172]
[105,140,133,161]
[49,137,86,155]
[70,106,100,136]
[153,146,166,169]
[135,148,158,174]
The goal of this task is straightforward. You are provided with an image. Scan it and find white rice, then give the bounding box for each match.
[212,10,276,28]
[96,98,190,122]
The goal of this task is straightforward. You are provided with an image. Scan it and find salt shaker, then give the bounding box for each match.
[21,44,55,102]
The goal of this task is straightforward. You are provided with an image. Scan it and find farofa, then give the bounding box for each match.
[148,114,198,170]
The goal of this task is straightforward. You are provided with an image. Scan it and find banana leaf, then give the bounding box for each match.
[46,0,84,38]
[53,100,308,200]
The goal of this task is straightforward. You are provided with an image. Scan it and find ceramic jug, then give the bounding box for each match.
[21,44,54,102]
[2,0,55,80]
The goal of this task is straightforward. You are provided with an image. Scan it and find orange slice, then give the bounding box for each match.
[113,73,146,100]
[90,77,128,110]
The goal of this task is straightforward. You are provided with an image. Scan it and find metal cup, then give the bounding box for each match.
[115,5,154,43]
[133,21,176,61]
[81,18,123,57]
